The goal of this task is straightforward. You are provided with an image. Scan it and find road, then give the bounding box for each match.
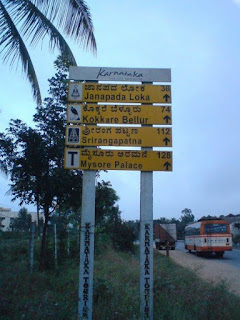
[156,241,240,296]
[176,240,240,270]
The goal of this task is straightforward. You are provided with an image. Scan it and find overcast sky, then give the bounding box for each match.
[1,0,240,221]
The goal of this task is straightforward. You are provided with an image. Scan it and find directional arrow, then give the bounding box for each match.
[163,94,170,102]
[164,115,171,124]
[164,161,172,171]
[163,137,170,146]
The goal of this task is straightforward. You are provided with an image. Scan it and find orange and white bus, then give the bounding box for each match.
[184,219,232,257]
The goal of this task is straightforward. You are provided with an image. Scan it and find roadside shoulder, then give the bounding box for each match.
[156,249,240,297]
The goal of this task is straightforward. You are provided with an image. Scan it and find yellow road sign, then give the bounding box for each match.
[65,125,172,147]
[68,82,171,103]
[67,104,172,125]
[64,148,173,171]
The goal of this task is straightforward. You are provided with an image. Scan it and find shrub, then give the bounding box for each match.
[233,234,240,244]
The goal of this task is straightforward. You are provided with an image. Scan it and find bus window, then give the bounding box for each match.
[204,224,228,234]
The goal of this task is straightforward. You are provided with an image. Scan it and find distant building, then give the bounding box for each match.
[0,207,38,231]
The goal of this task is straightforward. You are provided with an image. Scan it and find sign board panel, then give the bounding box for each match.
[67,104,172,125]
[65,125,172,147]
[64,148,172,171]
[69,66,171,82]
[68,83,171,103]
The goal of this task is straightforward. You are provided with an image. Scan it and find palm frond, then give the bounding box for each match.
[5,0,77,65]
[0,0,42,105]
[0,0,96,106]
[31,0,97,52]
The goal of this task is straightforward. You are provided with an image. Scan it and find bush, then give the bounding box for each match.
[233,234,240,244]
[109,221,137,253]
[2,232,240,319]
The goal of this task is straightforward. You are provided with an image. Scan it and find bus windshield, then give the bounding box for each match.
[204,224,228,234]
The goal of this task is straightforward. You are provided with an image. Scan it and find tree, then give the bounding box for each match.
[0,0,96,104]
[4,124,47,230]
[0,217,5,230]
[180,208,194,224]
[177,208,195,239]
[95,181,137,252]
[0,150,8,176]
[9,207,32,232]
[154,217,173,225]
[95,180,120,227]
[0,56,83,270]
[181,208,193,217]
[200,214,218,220]
[108,218,137,252]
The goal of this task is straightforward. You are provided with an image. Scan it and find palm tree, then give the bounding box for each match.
[0,0,96,105]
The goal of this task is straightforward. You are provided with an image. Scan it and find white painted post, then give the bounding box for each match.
[29,221,35,274]
[140,172,153,320]
[140,81,153,320]
[78,170,96,320]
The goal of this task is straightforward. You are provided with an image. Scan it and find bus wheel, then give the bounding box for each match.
[188,249,191,253]
[216,251,224,258]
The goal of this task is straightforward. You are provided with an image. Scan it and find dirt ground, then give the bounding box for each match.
[158,249,240,297]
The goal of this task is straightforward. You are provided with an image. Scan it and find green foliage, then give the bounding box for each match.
[233,234,240,244]
[0,239,29,263]
[0,217,4,229]
[177,208,195,239]
[181,208,195,224]
[9,208,32,232]
[0,0,96,105]
[0,56,83,216]
[154,210,195,240]
[200,214,219,220]
[154,217,176,224]
[107,220,137,252]
[93,277,112,304]
[95,180,120,226]
[1,239,240,319]
[153,253,240,320]
[95,180,137,252]
[93,242,139,319]
[0,56,83,269]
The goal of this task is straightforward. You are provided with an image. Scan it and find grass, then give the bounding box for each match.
[1,237,240,319]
